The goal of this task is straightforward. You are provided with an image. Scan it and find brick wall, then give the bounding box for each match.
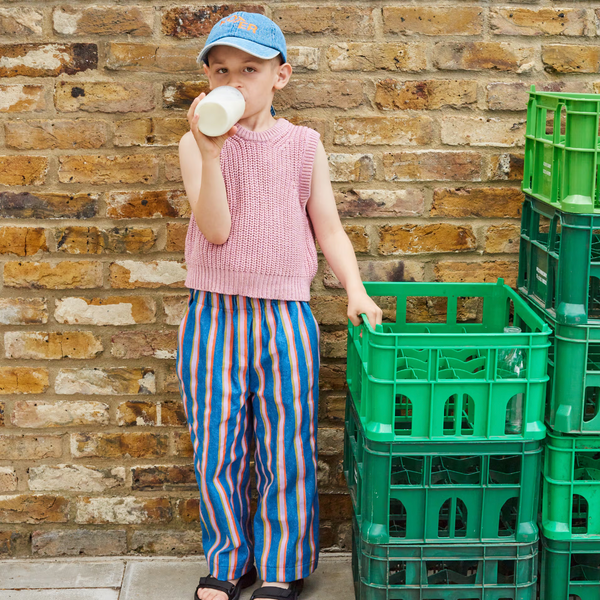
[0,1,594,558]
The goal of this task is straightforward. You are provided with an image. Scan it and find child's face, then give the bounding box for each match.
[203,45,291,118]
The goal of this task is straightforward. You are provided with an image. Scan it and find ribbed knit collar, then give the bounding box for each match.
[234,117,291,142]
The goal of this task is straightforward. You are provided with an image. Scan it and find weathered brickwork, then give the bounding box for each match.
[0,0,587,558]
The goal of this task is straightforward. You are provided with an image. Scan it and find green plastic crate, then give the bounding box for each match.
[518,194,600,326]
[347,280,550,442]
[540,535,600,600]
[542,431,600,541]
[344,398,542,546]
[525,298,600,434]
[522,85,600,214]
[351,514,539,600]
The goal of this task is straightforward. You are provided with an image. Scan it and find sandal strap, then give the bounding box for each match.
[250,585,298,600]
[196,575,237,598]
[195,566,257,600]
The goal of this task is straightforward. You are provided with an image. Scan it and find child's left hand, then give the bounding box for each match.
[347,290,383,330]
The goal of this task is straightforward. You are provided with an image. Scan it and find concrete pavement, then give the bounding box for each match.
[0,554,353,600]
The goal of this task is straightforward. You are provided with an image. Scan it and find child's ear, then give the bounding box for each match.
[274,62,292,90]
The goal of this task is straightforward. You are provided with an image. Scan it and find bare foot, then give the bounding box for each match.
[262,582,290,589]
[196,577,239,600]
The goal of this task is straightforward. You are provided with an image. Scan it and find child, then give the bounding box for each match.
[176,11,383,600]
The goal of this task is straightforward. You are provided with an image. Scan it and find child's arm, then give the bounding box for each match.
[178,93,236,245]
[306,140,383,330]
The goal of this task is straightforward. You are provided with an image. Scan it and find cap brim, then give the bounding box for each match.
[198,37,281,64]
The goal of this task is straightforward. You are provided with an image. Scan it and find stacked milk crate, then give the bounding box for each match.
[518,85,600,600]
[344,279,551,599]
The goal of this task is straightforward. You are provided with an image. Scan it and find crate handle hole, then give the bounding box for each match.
[572,494,589,534]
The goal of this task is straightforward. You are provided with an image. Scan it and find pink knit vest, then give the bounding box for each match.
[184,117,321,301]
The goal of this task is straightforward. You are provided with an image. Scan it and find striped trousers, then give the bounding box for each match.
[176,289,320,583]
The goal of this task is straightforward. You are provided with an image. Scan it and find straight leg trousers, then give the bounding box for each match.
[176,289,320,583]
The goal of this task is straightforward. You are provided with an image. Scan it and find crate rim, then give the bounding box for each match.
[354,278,552,337]
[526,84,600,103]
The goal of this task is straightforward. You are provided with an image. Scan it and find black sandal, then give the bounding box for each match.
[194,565,257,600]
[249,579,304,600]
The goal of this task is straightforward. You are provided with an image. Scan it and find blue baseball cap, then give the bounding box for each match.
[197,12,287,66]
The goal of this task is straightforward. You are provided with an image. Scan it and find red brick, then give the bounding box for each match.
[384,7,483,35]
[378,224,477,255]
[383,151,482,182]
[0,44,97,77]
[161,5,265,38]
[0,85,45,112]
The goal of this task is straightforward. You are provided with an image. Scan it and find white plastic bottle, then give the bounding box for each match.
[194,86,245,137]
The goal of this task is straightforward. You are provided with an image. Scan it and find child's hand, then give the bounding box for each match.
[187,93,238,161]
[347,290,383,330]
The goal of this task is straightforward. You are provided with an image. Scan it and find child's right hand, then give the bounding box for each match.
[187,93,238,161]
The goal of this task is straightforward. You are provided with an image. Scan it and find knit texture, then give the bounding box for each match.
[184,117,321,301]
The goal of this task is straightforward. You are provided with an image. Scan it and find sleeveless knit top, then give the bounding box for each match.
[184,117,321,301]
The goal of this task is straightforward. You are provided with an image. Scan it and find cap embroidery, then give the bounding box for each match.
[219,14,258,33]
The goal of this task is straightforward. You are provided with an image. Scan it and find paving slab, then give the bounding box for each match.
[0,591,119,600]
[0,561,125,590]
[120,555,353,600]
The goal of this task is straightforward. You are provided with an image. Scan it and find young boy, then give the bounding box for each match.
[176,11,382,600]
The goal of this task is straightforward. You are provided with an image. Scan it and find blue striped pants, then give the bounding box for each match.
[176,289,320,582]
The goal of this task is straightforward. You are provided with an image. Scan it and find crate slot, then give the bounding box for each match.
[545,109,555,138]
[499,497,518,537]
[572,495,588,535]
[389,498,407,538]
[505,394,524,435]
[571,554,600,582]
[583,387,600,424]
[443,394,475,436]
[391,456,424,486]
[393,394,414,435]
[388,561,406,585]
[489,455,522,485]
[426,560,477,584]
[589,274,600,318]
[431,456,482,485]
[438,498,468,538]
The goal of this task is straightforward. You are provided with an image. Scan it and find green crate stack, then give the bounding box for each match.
[344,280,550,599]
[519,85,600,599]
